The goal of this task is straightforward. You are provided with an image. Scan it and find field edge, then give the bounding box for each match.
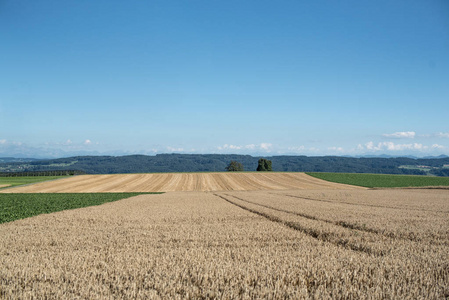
[306,172,449,188]
[0,192,163,224]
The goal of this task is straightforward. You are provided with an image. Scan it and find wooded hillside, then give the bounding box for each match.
[1,154,448,176]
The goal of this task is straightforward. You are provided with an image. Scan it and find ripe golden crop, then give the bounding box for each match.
[0,187,447,298]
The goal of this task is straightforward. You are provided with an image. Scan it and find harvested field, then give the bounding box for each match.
[0,184,10,189]
[1,189,448,298]
[0,172,363,193]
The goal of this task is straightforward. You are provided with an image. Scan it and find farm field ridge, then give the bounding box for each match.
[0,172,365,193]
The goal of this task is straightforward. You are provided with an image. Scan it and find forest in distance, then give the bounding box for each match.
[1,154,449,176]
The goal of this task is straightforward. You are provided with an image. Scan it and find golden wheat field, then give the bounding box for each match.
[0,172,362,193]
[0,174,448,299]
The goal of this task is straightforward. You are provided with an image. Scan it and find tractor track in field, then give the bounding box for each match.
[214,193,388,256]
[224,193,444,244]
[223,193,384,236]
[273,192,441,212]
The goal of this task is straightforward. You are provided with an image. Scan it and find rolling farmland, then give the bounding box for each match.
[0,172,363,193]
[0,176,69,189]
[0,173,448,298]
[0,193,159,224]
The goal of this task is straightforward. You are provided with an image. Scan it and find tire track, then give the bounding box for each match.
[276,193,440,213]
[224,193,385,237]
[226,193,448,244]
[214,193,388,256]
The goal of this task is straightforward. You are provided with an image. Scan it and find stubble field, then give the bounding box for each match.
[0,172,362,193]
[0,173,448,299]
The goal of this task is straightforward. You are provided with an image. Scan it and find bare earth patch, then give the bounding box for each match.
[0,172,364,193]
[0,189,448,298]
[0,184,10,189]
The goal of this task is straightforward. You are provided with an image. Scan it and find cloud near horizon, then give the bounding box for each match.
[217,143,272,152]
[431,144,445,149]
[1,135,448,158]
[166,146,184,152]
[437,132,449,138]
[383,131,416,139]
[360,141,446,152]
[328,146,344,152]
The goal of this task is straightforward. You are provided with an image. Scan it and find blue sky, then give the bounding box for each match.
[1,1,448,158]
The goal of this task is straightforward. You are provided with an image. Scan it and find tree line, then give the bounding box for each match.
[0,170,86,177]
[0,154,448,176]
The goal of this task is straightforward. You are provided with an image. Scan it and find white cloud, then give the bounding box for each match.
[63,139,73,146]
[217,143,272,152]
[260,143,272,151]
[362,141,428,151]
[431,144,445,149]
[284,146,322,154]
[217,144,241,150]
[328,146,344,152]
[229,145,242,150]
[436,132,449,138]
[288,146,305,151]
[84,139,92,145]
[383,131,416,139]
[365,141,379,151]
[166,146,184,152]
[0,139,6,145]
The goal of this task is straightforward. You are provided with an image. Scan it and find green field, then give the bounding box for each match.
[0,176,68,189]
[0,193,161,224]
[306,172,449,188]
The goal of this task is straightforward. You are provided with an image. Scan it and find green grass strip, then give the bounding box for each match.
[0,176,69,189]
[0,193,162,224]
[306,172,449,188]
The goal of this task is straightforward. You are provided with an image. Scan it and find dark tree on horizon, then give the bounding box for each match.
[226,161,244,172]
[257,158,272,171]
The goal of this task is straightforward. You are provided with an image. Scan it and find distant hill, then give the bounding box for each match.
[1,154,449,176]
[0,157,41,163]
